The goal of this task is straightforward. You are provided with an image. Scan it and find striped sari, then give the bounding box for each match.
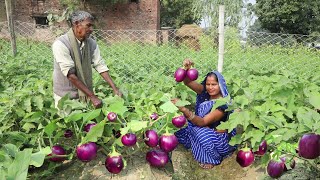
[175,71,237,165]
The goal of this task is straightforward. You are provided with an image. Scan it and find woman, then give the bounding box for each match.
[172,59,237,169]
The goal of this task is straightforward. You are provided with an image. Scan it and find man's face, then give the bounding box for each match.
[74,18,93,41]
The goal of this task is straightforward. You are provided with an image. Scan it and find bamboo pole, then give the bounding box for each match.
[5,0,17,56]
[217,5,225,73]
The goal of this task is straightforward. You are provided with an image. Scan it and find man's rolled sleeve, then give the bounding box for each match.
[52,40,75,76]
[92,44,109,73]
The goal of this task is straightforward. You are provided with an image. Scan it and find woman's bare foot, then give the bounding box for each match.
[199,163,214,169]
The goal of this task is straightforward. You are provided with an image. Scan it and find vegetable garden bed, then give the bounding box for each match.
[0,34,319,179]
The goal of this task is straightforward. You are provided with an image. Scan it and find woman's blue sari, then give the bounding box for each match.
[175,71,237,165]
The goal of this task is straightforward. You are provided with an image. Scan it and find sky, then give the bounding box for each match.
[200,0,257,29]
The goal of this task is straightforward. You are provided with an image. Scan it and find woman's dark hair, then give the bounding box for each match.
[201,72,218,87]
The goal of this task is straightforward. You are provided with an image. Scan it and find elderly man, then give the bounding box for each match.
[52,10,121,109]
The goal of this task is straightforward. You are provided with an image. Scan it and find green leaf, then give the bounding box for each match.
[212,96,230,109]
[44,121,58,136]
[32,95,44,110]
[0,170,5,180]
[0,150,12,168]
[309,92,320,109]
[4,132,28,143]
[284,109,293,119]
[82,120,105,144]
[180,91,189,100]
[30,151,45,167]
[83,109,101,122]
[7,148,32,180]
[273,112,287,125]
[160,93,172,102]
[23,97,32,113]
[22,111,44,123]
[113,137,123,147]
[229,134,242,146]
[250,117,265,130]
[120,126,130,137]
[22,122,36,133]
[261,115,283,128]
[286,93,296,111]
[126,120,148,132]
[260,153,270,166]
[3,144,19,158]
[297,125,309,133]
[246,129,265,148]
[37,82,46,95]
[108,101,128,118]
[270,104,286,112]
[64,99,87,110]
[217,116,240,132]
[39,146,52,155]
[281,129,296,141]
[175,100,191,107]
[269,128,291,144]
[65,110,84,123]
[57,94,70,110]
[235,95,249,109]
[297,107,314,130]
[160,101,178,113]
[0,150,7,161]
[234,111,250,128]
[15,108,25,118]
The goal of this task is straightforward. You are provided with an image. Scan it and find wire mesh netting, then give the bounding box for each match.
[1,21,319,84]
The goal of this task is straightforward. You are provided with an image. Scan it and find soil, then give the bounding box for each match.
[35,145,320,180]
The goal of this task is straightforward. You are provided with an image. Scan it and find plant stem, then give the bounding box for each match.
[158,122,168,134]
[149,113,168,126]
[269,144,320,171]
[48,135,53,147]
[73,122,80,142]
[45,154,69,159]
[105,122,123,125]
[122,148,141,158]
[98,142,111,155]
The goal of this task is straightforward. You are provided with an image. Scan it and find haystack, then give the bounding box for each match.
[175,24,203,51]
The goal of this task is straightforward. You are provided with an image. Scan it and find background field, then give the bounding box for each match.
[0,21,319,179]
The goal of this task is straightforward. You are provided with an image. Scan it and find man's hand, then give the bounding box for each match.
[114,89,123,97]
[89,95,102,108]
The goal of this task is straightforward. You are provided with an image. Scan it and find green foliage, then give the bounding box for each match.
[0,144,50,180]
[192,0,243,27]
[254,0,320,34]
[160,0,201,28]
[0,33,319,178]
[218,67,320,166]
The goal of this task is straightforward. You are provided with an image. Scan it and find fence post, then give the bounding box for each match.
[217,5,225,72]
[5,0,17,56]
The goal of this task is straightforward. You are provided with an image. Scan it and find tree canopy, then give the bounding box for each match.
[253,0,320,35]
[160,0,201,28]
[52,0,245,30]
[192,0,243,28]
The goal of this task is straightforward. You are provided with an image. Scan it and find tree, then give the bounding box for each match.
[192,0,243,28]
[160,0,201,28]
[254,0,320,35]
